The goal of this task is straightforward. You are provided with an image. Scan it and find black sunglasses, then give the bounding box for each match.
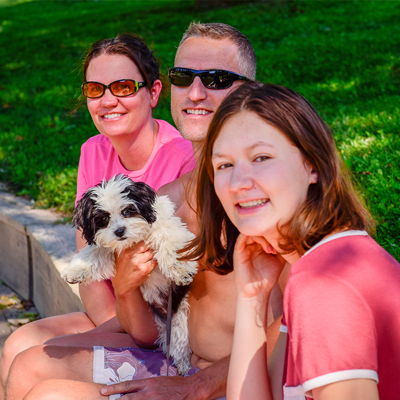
[168,68,249,90]
[82,79,146,99]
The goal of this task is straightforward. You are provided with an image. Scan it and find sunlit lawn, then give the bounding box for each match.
[0,0,399,260]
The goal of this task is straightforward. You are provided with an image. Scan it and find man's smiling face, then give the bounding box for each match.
[171,37,243,143]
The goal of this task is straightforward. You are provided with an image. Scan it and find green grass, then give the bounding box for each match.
[0,0,399,260]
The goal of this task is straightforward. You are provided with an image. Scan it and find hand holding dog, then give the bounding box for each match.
[113,241,158,298]
[113,241,161,346]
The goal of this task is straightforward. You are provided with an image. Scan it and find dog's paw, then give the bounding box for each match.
[61,270,87,285]
[63,277,81,285]
[175,358,192,376]
[170,260,198,285]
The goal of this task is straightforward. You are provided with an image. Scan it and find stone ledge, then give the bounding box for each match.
[0,189,84,318]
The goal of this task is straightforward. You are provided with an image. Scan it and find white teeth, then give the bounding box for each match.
[103,113,123,119]
[239,199,268,208]
[186,109,211,115]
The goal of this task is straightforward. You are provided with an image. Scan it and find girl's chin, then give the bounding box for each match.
[234,224,271,239]
[236,216,282,236]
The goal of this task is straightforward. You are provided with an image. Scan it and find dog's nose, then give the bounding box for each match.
[114,227,126,238]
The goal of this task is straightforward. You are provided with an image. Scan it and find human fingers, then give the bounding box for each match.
[239,236,267,253]
[233,234,256,267]
[249,236,277,254]
[115,244,155,270]
[101,380,145,397]
[234,233,249,252]
[113,246,157,292]
[115,241,151,260]
[233,235,258,283]
[113,258,156,288]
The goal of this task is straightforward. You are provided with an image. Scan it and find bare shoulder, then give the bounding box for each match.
[157,171,198,234]
[157,176,185,208]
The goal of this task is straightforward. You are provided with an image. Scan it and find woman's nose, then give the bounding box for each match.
[100,88,119,107]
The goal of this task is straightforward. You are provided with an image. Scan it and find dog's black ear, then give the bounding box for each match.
[73,188,98,245]
[123,180,157,224]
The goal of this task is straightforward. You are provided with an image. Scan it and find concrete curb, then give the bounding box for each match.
[0,189,84,318]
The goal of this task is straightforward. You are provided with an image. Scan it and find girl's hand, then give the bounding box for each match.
[233,234,285,301]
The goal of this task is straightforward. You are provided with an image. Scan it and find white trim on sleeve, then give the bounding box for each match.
[302,369,379,396]
[303,230,368,257]
[280,324,288,333]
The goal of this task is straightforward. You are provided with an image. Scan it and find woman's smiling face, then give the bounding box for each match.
[212,110,318,244]
[86,53,157,140]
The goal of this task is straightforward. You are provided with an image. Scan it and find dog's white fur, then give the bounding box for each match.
[61,175,198,375]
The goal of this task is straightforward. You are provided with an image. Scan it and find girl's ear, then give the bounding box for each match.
[310,168,318,184]
[305,160,318,184]
[149,79,162,108]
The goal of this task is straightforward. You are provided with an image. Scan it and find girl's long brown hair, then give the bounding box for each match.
[182,82,375,274]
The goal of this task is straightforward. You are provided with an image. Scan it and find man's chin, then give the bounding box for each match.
[179,126,208,143]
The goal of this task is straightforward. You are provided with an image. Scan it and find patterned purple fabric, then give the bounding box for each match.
[93,346,205,399]
[94,346,199,382]
[103,347,175,381]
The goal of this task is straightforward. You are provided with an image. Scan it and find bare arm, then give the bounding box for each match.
[228,296,273,399]
[76,231,157,338]
[268,332,286,400]
[76,229,119,327]
[113,242,160,346]
[79,280,119,327]
[100,356,230,400]
[312,379,379,400]
[227,235,285,400]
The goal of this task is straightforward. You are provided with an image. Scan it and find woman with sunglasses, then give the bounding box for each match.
[77,34,194,228]
[187,82,400,399]
[0,33,194,394]
[75,33,194,329]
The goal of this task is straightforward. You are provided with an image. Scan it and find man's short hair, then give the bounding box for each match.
[176,22,256,80]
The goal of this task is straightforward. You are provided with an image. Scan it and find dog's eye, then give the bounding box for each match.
[121,206,138,218]
[93,211,110,228]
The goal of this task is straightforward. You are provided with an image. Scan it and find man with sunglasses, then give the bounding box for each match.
[5,23,283,400]
[104,22,283,400]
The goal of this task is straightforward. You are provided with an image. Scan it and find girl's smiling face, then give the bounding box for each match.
[212,110,318,246]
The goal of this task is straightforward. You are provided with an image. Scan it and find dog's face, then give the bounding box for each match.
[74,175,157,249]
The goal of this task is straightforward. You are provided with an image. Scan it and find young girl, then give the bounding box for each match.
[189,82,400,399]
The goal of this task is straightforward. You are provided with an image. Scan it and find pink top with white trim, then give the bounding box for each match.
[281,231,400,400]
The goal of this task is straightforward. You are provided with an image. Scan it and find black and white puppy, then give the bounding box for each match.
[61,174,198,375]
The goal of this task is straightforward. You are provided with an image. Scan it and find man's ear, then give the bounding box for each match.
[149,79,162,108]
